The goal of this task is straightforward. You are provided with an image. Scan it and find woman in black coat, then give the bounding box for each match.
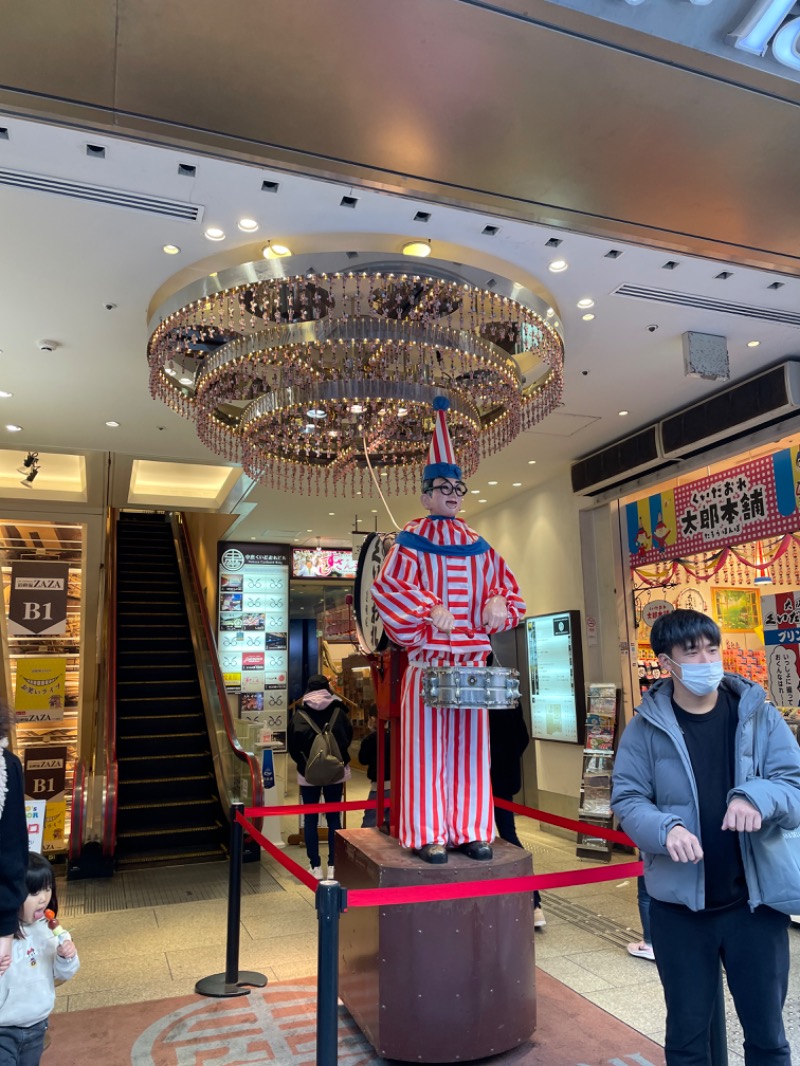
[489,701,545,927]
[287,675,353,880]
[0,701,29,972]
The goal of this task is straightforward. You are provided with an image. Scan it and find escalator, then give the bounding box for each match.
[67,509,263,876]
[114,512,226,866]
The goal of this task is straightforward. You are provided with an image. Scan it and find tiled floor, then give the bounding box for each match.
[53,769,800,1065]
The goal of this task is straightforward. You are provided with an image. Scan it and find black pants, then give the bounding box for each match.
[494,799,542,909]
[300,783,343,867]
[650,898,790,1066]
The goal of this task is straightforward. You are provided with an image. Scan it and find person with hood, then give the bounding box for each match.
[612,609,800,1066]
[0,702,28,978]
[287,674,353,879]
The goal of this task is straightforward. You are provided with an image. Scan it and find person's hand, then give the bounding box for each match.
[481,596,508,631]
[665,825,704,863]
[722,796,762,832]
[430,605,456,633]
[0,935,12,975]
[56,939,76,960]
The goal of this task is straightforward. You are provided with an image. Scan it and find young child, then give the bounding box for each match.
[0,853,79,1066]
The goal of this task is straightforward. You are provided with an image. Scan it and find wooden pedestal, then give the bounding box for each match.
[336,829,536,1063]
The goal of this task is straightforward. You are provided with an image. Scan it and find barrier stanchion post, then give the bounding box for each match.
[316,879,347,1066]
[195,803,268,998]
[709,965,728,1066]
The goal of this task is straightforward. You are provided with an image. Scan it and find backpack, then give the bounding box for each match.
[297,706,345,786]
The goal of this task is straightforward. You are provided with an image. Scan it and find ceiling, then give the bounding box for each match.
[1,3,800,545]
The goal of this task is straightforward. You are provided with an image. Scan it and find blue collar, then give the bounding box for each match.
[396,529,490,557]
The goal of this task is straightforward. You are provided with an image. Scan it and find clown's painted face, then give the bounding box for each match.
[421,477,467,518]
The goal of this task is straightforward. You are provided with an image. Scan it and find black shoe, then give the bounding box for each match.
[415,843,448,864]
[459,840,493,861]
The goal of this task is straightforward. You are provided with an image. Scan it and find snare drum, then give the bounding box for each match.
[421,665,520,709]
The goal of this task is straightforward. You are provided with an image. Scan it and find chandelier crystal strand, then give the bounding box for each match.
[147,254,564,496]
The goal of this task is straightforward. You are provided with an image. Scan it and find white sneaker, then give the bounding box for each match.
[310,865,324,880]
[627,941,655,960]
[533,907,546,929]
[326,865,335,880]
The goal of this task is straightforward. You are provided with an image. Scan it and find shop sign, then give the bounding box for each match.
[761,591,800,707]
[8,561,69,636]
[641,600,673,627]
[547,0,800,81]
[627,446,800,567]
[24,745,67,851]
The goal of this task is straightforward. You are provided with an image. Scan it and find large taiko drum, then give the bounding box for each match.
[422,665,520,709]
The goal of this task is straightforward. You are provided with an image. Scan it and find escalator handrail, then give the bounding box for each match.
[67,757,87,863]
[173,515,264,817]
[102,510,119,857]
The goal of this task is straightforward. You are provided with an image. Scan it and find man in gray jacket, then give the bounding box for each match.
[612,609,800,1066]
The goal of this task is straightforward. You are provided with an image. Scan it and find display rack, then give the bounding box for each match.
[576,683,620,863]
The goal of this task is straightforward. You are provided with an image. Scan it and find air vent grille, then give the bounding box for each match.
[614,284,800,327]
[571,425,662,495]
[0,168,203,221]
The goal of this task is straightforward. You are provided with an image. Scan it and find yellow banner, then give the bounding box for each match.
[15,658,66,721]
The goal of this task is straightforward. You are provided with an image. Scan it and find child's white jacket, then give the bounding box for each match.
[0,919,79,1027]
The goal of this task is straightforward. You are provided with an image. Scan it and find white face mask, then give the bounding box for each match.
[669,657,724,697]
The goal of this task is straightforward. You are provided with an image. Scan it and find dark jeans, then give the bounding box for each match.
[637,875,652,945]
[494,801,542,909]
[0,1020,48,1066]
[300,783,343,867]
[650,899,790,1066]
[361,786,391,829]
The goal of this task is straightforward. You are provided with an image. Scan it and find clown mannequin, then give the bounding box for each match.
[371,397,526,862]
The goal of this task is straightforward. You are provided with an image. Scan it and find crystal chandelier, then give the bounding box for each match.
[147,252,564,495]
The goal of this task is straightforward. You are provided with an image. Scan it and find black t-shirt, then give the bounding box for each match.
[672,687,748,911]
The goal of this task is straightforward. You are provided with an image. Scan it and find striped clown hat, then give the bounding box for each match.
[423,396,462,482]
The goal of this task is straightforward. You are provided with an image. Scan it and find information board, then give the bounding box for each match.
[218,543,290,751]
[523,610,585,744]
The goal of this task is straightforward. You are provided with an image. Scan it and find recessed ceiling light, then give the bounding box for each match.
[512,482,522,487]
[478,498,487,503]
[577,298,595,309]
[263,242,292,259]
[328,512,335,516]
[371,509,378,513]
[306,408,326,419]
[162,244,181,255]
[528,459,536,465]
[306,528,312,533]
[471,489,479,494]
[619,410,629,416]
[0,391,12,399]
[238,218,259,232]
[105,421,120,427]
[6,424,22,432]
[488,481,498,485]
[402,240,431,257]
[179,376,193,386]
[204,227,226,241]
[747,340,761,348]
[208,272,218,278]
[582,313,595,321]
[546,308,554,317]
[548,259,568,273]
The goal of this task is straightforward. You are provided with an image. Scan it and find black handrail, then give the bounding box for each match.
[172,514,264,824]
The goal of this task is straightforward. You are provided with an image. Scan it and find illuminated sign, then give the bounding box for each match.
[556,0,800,80]
[291,548,357,579]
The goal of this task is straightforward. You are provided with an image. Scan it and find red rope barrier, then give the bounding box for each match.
[245,800,377,818]
[236,812,644,905]
[346,860,644,908]
[493,797,635,847]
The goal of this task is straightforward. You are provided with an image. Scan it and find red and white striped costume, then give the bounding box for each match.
[371,516,526,849]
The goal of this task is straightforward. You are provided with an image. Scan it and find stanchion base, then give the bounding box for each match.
[194,971,268,998]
